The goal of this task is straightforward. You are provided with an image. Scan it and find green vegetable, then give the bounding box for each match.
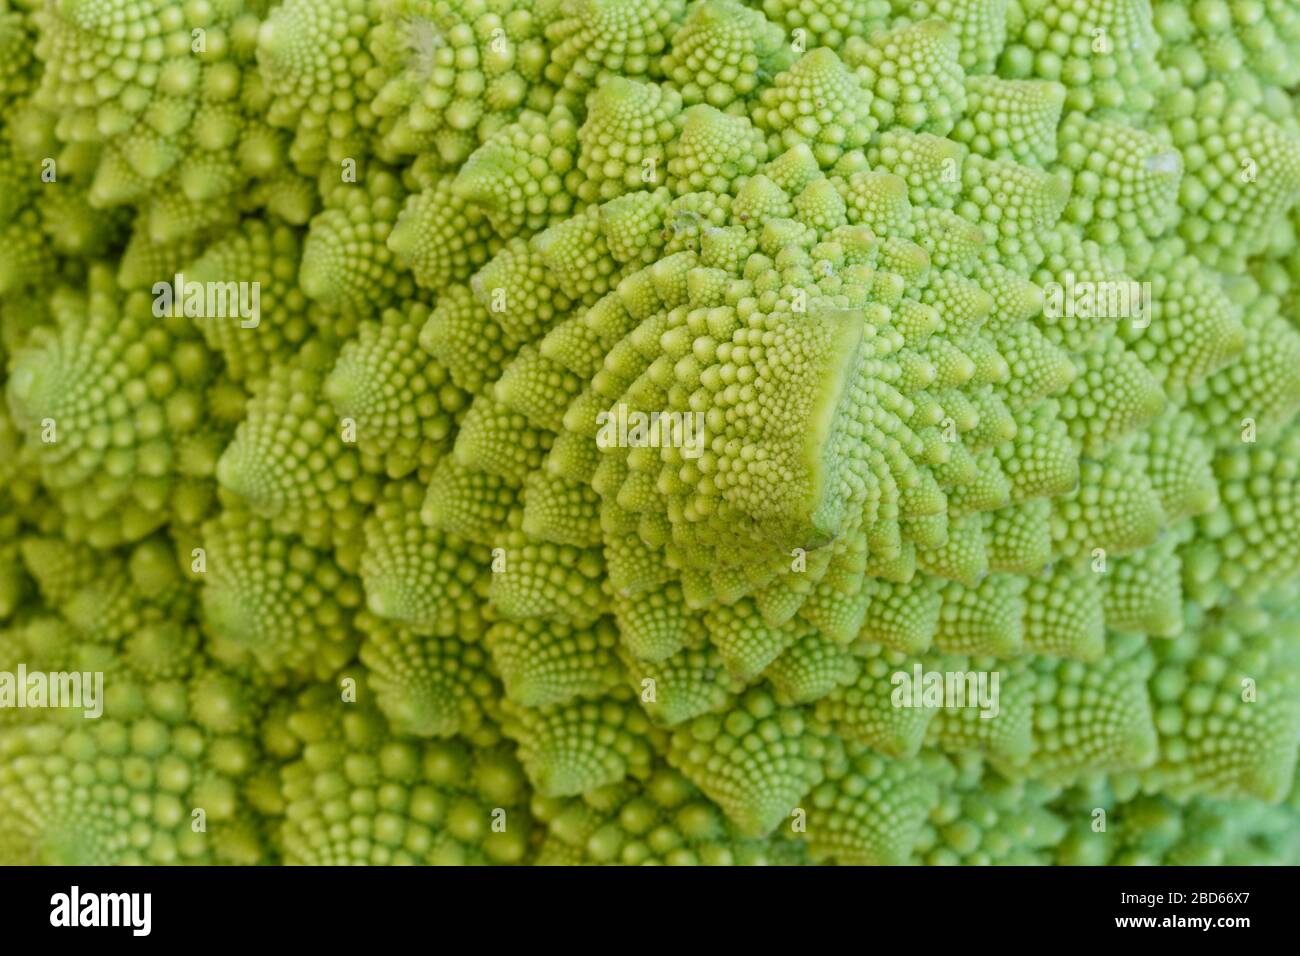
[1,0,1299,865]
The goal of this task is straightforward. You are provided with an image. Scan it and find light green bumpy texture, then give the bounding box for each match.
[0,0,1299,865]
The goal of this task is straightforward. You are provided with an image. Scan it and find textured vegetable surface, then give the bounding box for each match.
[1,0,1299,865]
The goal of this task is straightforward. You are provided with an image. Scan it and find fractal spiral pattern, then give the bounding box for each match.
[0,0,1298,867]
